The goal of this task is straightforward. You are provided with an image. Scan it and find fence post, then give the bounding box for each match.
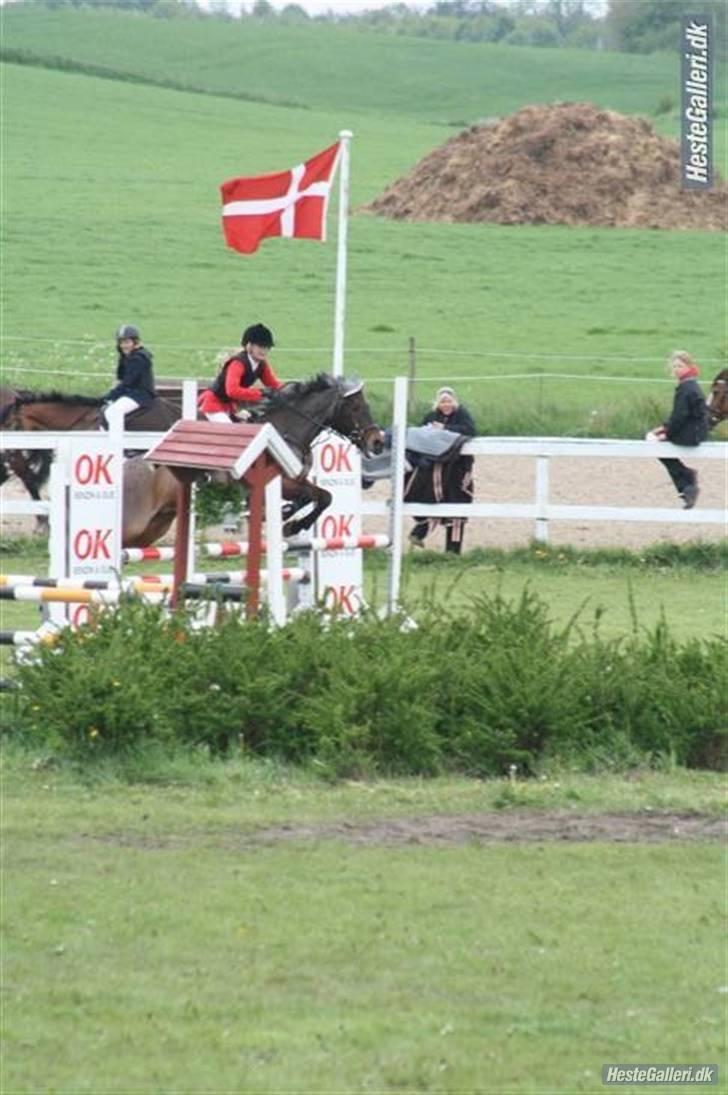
[387,376,408,614]
[535,455,549,543]
[264,474,286,626]
[182,380,198,578]
[407,337,416,414]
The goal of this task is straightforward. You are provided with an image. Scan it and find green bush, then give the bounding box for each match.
[6,591,725,775]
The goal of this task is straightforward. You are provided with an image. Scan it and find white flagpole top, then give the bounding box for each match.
[339,130,354,139]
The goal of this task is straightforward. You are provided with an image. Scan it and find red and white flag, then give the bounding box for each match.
[220,141,341,255]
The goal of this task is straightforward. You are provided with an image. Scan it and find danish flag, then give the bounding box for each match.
[220,141,341,255]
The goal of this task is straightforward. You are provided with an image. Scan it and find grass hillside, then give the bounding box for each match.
[1,7,725,431]
[1,6,694,124]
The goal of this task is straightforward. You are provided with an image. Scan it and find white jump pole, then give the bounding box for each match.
[386,376,408,614]
[332,129,353,379]
[182,379,198,577]
[264,474,286,626]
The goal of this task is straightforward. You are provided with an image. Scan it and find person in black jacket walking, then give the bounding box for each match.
[410,386,477,550]
[647,351,709,509]
[102,324,156,427]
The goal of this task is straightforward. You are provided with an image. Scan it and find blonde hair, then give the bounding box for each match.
[669,350,696,369]
[434,386,458,409]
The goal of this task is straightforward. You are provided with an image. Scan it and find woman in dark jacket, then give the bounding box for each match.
[410,386,477,550]
[648,351,709,508]
[419,386,477,437]
[102,324,156,427]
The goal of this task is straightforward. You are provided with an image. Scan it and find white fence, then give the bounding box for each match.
[1,372,726,617]
[375,377,727,609]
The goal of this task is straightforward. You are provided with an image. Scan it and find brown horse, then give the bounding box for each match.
[1,376,383,547]
[0,386,54,532]
[707,368,728,427]
[0,390,182,542]
[0,390,180,433]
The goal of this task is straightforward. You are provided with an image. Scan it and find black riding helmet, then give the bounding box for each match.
[242,323,274,349]
[117,324,141,342]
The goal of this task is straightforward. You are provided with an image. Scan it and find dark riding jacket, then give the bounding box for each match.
[420,405,477,436]
[663,377,709,447]
[198,352,283,416]
[105,346,156,407]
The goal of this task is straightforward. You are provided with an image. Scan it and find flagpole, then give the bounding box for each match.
[332,129,352,378]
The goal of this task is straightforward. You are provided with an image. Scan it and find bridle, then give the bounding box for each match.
[265,390,378,455]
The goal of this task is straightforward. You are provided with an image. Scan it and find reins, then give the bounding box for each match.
[264,392,371,454]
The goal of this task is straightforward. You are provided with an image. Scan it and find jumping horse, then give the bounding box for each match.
[0,376,383,547]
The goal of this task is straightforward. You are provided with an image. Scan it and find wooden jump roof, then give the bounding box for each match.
[143,420,302,479]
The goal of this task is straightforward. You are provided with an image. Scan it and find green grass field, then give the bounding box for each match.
[1,761,725,1094]
[1,18,725,1089]
[1,6,713,123]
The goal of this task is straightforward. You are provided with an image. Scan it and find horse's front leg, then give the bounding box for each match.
[281,480,332,537]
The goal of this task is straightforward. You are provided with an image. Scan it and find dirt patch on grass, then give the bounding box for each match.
[363,101,727,230]
[237,811,725,847]
[88,812,726,851]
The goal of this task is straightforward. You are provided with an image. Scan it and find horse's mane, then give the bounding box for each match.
[12,390,103,408]
[266,373,339,408]
[263,374,363,411]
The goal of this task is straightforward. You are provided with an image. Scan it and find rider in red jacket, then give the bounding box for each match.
[199,323,284,421]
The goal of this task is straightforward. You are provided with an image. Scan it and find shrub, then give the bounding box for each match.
[6,591,725,775]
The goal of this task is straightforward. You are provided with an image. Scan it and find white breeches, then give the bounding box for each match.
[205,411,232,423]
[103,396,141,426]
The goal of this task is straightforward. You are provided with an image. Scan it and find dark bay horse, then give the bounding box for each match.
[707,368,728,427]
[1,376,383,547]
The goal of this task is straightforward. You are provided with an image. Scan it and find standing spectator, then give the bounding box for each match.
[410,386,477,551]
[648,351,709,509]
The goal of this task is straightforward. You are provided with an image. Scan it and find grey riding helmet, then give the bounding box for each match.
[117,324,141,342]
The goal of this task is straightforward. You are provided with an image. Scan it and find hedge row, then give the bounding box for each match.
[5,592,726,776]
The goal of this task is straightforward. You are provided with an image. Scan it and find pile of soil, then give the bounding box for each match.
[363,101,727,230]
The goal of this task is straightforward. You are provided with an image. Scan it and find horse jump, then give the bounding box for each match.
[121,534,390,563]
[0,569,308,590]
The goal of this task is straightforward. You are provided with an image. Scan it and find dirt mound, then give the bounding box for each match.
[364,101,727,230]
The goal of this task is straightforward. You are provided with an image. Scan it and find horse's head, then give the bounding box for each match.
[707,368,728,428]
[264,374,384,456]
[331,378,385,456]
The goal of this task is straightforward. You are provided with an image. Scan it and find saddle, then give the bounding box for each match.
[124,398,180,430]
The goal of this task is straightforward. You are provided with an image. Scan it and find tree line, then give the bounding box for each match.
[17,0,728,56]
